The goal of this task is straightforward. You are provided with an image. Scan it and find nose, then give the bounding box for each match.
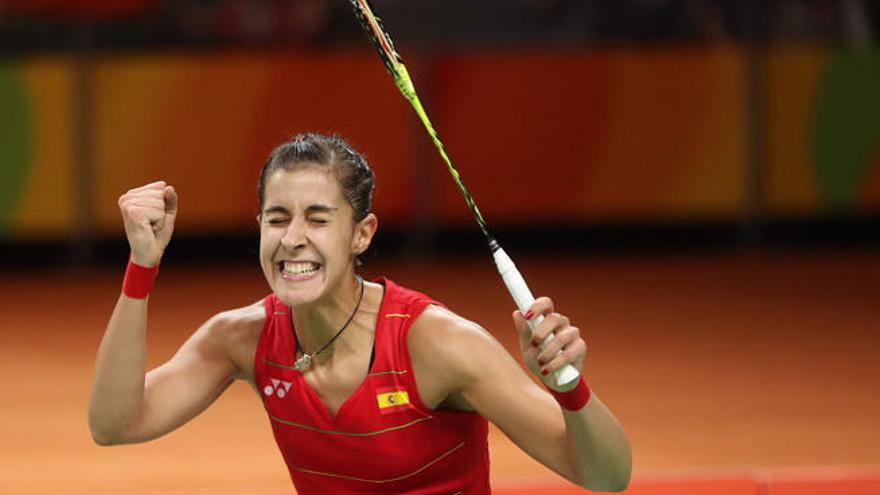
[280,218,307,250]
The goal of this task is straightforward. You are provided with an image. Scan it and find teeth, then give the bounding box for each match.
[282,261,319,275]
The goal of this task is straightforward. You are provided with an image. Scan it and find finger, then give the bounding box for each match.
[524,296,554,321]
[163,186,178,216]
[537,326,579,365]
[156,187,178,245]
[126,198,166,211]
[130,205,165,226]
[541,338,586,375]
[530,312,569,348]
[129,181,167,193]
[120,198,166,216]
[126,189,167,201]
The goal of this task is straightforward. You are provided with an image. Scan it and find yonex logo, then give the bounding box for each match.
[263,378,292,398]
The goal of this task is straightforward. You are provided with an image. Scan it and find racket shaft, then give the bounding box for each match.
[493,247,580,387]
[350,0,576,387]
[403,81,491,237]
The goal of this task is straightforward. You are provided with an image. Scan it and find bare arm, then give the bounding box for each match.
[410,302,631,491]
[88,301,242,445]
[88,181,245,445]
[511,298,631,491]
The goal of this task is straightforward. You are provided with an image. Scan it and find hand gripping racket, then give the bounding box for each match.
[349,0,579,387]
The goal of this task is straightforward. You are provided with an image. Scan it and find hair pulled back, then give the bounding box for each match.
[257,133,374,222]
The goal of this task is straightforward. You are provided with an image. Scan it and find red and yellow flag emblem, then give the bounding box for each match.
[376,390,410,410]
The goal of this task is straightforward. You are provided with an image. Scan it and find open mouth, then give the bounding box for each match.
[278,260,322,280]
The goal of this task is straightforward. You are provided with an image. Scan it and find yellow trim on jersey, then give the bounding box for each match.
[376,390,410,409]
[367,369,408,377]
[264,358,297,370]
[385,313,411,318]
[269,414,431,436]
[291,441,465,483]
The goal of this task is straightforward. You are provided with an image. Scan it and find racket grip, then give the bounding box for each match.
[492,247,580,388]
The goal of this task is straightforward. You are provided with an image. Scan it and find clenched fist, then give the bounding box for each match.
[118,181,178,267]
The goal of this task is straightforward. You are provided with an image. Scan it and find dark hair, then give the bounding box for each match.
[257,133,374,222]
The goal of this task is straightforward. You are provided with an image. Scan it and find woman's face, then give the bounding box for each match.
[259,166,373,307]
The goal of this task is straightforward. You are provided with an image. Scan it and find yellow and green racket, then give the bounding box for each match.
[350,0,579,387]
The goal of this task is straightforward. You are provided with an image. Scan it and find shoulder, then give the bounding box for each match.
[205,300,266,332]
[408,305,506,390]
[199,300,266,342]
[191,299,267,379]
[409,305,491,346]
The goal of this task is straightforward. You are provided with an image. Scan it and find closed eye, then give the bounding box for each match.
[266,218,289,226]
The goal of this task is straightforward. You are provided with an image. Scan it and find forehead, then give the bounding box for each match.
[262,166,346,208]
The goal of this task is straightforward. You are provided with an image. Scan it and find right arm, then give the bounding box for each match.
[88,299,240,445]
[88,181,242,445]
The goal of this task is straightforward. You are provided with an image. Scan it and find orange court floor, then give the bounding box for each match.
[1,250,878,494]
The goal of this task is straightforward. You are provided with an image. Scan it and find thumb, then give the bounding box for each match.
[155,186,178,245]
[134,210,157,235]
[163,186,178,217]
[512,310,533,350]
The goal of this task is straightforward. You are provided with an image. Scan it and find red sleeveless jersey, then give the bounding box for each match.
[254,277,491,494]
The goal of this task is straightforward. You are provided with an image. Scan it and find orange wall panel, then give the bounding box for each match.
[90,51,416,235]
[431,47,745,226]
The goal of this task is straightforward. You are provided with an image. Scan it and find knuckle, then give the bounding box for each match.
[555,330,573,345]
[555,348,569,362]
[540,349,558,365]
[530,297,545,313]
[537,351,548,364]
[548,312,567,327]
[531,333,547,347]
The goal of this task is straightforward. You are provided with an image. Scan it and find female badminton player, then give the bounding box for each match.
[88,133,631,493]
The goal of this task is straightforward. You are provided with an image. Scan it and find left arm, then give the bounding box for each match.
[409,300,631,491]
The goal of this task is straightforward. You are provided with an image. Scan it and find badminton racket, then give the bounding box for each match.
[349,0,579,387]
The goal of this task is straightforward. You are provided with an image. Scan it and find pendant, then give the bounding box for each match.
[294,353,312,372]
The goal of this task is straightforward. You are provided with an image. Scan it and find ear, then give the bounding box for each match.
[352,213,378,255]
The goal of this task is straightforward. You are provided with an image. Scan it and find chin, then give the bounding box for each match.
[272,274,326,308]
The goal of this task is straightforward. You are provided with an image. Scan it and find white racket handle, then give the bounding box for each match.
[493,247,580,388]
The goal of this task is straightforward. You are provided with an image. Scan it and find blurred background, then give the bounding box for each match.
[1,0,878,261]
[0,1,878,494]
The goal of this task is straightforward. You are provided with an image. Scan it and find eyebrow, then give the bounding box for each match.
[306,204,339,214]
[262,204,339,216]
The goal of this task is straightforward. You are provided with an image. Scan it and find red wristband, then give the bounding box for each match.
[548,377,591,411]
[122,259,159,299]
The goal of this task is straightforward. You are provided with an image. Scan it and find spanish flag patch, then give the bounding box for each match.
[376,390,410,410]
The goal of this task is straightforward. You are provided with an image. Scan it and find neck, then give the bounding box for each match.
[291,274,365,357]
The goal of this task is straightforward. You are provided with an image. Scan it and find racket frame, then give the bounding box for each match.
[349,0,579,387]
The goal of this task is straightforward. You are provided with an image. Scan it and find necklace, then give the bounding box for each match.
[293,277,365,372]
